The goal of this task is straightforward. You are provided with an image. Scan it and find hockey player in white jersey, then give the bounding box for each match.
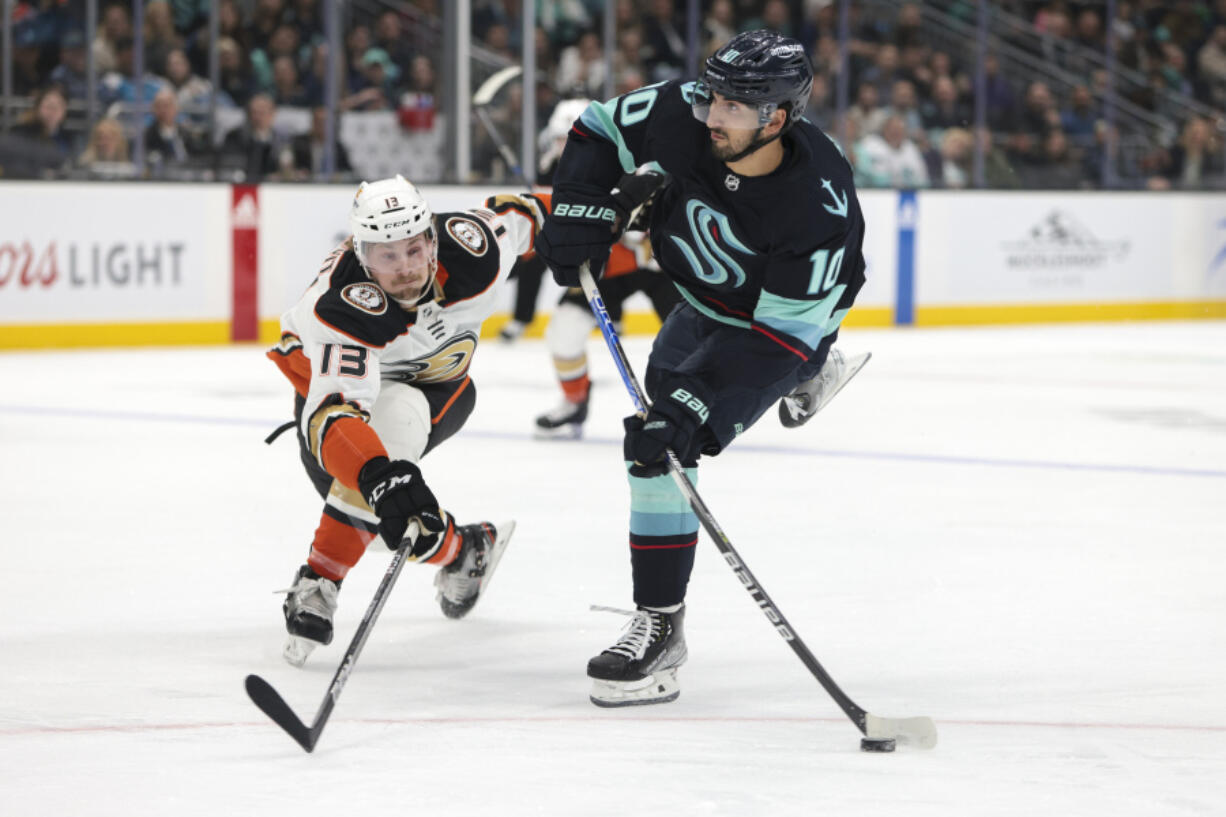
[267,175,544,667]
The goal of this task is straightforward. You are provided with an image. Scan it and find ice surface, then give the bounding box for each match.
[1,322,1223,816]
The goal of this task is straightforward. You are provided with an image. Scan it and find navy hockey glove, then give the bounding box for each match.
[625,378,713,478]
[358,457,446,550]
[536,189,621,286]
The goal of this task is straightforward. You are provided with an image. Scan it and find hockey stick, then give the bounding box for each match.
[472,65,525,183]
[245,523,418,753]
[577,259,936,750]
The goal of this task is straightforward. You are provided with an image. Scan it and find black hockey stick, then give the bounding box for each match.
[245,524,417,752]
[472,65,526,183]
[577,254,936,749]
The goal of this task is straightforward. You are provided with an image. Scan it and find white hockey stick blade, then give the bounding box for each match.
[864,713,938,749]
[473,66,523,106]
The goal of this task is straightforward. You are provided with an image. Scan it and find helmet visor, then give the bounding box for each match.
[690,79,779,130]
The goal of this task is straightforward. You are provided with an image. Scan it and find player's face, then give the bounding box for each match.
[365,234,435,300]
[701,92,769,161]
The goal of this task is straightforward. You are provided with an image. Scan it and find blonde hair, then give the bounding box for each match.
[79,117,131,164]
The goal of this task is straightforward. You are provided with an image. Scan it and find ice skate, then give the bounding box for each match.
[587,605,686,707]
[498,319,525,343]
[434,520,516,619]
[779,348,871,428]
[281,565,339,667]
[534,394,589,439]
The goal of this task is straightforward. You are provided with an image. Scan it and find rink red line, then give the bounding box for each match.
[2,716,1223,738]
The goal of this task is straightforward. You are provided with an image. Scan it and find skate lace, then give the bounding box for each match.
[591,605,661,661]
[279,575,338,618]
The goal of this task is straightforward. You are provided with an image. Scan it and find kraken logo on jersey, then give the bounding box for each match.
[669,199,755,288]
[382,331,478,384]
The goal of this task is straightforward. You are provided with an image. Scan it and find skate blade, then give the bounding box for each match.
[589,669,680,708]
[282,635,318,668]
[532,423,583,441]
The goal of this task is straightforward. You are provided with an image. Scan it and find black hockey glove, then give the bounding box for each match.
[536,189,621,286]
[358,456,446,550]
[537,171,666,287]
[625,378,713,478]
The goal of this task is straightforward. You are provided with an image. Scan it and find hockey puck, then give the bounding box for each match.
[860,738,896,753]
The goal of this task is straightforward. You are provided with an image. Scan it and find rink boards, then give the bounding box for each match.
[1,183,1224,349]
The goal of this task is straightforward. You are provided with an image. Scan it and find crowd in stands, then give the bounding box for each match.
[1,0,1223,189]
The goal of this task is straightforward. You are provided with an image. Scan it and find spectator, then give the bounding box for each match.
[288,106,352,179]
[539,0,592,48]
[397,55,438,131]
[855,114,931,187]
[934,126,973,188]
[218,93,290,181]
[341,48,400,111]
[845,83,885,139]
[482,23,515,62]
[250,0,288,52]
[860,43,902,102]
[373,10,415,74]
[4,86,74,178]
[144,86,208,173]
[143,0,183,76]
[974,127,1021,189]
[1060,85,1098,150]
[271,55,310,107]
[1157,116,1226,189]
[163,47,220,127]
[77,117,135,177]
[99,36,167,116]
[10,20,47,97]
[284,0,322,48]
[251,24,303,96]
[881,79,925,138]
[614,25,649,86]
[556,29,606,98]
[49,29,89,102]
[217,36,256,108]
[921,75,971,135]
[804,73,834,133]
[301,42,332,107]
[743,0,793,38]
[93,3,133,75]
[981,53,1018,130]
[702,0,737,60]
[642,0,686,81]
[1021,129,1086,189]
[1197,25,1226,107]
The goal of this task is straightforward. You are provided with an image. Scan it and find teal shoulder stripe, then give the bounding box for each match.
[754,285,847,348]
[579,100,638,173]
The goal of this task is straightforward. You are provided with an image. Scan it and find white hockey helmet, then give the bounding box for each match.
[349,174,436,270]
[538,98,590,173]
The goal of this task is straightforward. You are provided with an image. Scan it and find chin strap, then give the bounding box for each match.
[721,126,786,164]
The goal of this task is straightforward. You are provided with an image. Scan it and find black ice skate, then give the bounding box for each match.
[779,348,871,428]
[534,394,589,439]
[281,565,340,668]
[587,605,687,707]
[434,520,516,619]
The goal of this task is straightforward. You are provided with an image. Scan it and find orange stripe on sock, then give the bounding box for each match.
[423,520,463,566]
[307,513,376,580]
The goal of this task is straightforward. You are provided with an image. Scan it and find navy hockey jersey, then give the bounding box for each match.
[554,80,867,393]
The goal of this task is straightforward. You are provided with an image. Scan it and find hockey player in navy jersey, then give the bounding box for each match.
[268,175,545,667]
[535,30,871,706]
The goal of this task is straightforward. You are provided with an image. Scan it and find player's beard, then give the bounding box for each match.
[710,127,763,163]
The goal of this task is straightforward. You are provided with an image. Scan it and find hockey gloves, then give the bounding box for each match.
[358,456,447,550]
[537,171,667,287]
[536,188,622,286]
[625,378,713,478]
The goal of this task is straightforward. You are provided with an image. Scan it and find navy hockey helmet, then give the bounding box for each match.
[696,30,813,133]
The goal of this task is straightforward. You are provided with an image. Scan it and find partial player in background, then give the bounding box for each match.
[267,174,546,667]
[530,222,679,438]
[496,99,592,343]
[496,98,683,438]
[536,31,871,706]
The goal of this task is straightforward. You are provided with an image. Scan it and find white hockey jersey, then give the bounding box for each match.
[268,202,540,476]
